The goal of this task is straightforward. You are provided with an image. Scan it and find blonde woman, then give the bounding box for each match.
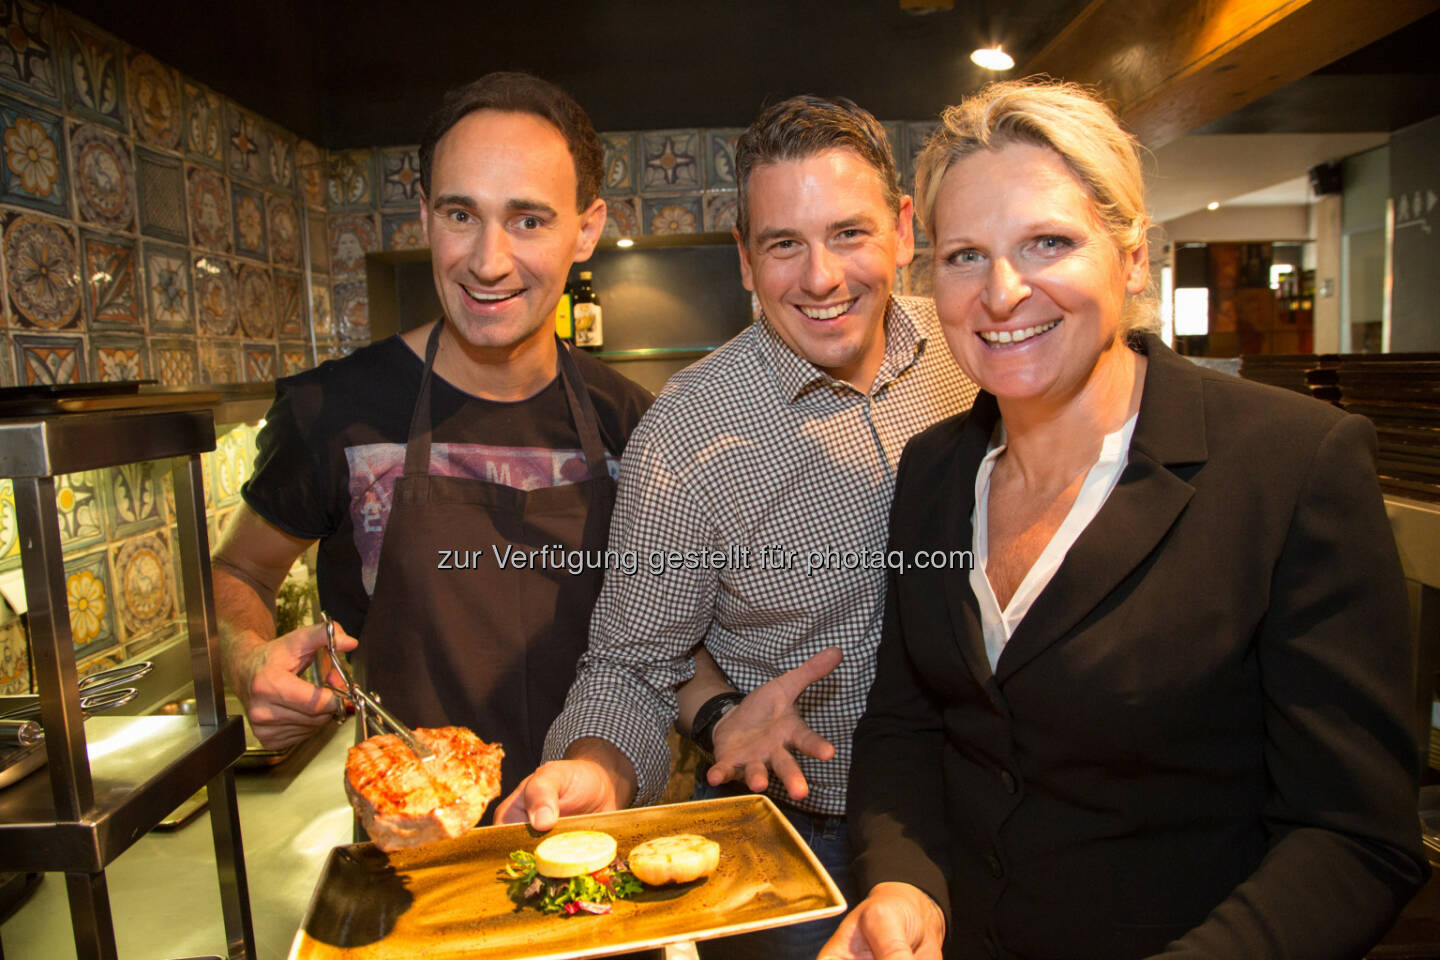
[823,80,1425,960]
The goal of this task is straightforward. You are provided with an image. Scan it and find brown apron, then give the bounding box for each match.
[357,322,616,807]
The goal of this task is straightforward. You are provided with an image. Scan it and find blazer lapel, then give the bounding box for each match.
[995,336,1211,683]
[939,392,1007,705]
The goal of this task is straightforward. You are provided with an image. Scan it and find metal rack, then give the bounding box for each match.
[0,407,254,960]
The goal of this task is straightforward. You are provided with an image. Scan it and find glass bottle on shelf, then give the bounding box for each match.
[572,270,603,350]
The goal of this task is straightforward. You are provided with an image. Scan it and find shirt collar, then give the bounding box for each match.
[754,295,928,403]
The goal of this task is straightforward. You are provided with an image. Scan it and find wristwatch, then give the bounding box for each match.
[691,691,745,756]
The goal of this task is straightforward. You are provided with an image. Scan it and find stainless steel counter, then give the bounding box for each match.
[1,718,356,959]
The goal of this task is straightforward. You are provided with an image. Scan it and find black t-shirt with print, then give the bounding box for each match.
[241,335,652,635]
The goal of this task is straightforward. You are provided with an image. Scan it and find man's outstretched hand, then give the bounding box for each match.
[704,646,843,801]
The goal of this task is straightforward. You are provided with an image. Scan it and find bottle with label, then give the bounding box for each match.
[572,270,603,350]
[554,283,574,343]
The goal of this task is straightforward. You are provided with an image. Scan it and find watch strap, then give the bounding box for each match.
[691,691,745,755]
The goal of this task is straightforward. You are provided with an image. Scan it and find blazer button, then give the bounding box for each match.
[1000,770,1017,794]
[986,853,1003,878]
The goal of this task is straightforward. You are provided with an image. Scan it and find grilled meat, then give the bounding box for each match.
[343,726,504,852]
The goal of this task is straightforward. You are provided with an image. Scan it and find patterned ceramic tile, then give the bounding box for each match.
[602,197,639,239]
[279,341,310,376]
[705,128,743,188]
[266,193,300,268]
[644,196,702,236]
[59,15,124,129]
[69,121,135,231]
[182,81,223,167]
[0,0,57,104]
[333,278,368,342]
[225,101,265,184]
[197,338,240,384]
[90,333,145,381]
[126,50,179,150]
[703,191,738,233]
[380,211,423,251]
[55,469,103,550]
[186,164,229,252]
[243,342,276,382]
[904,121,936,191]
[0,479,17,571]
[230,182,266,261]
[329,279,365,343]
[267,125,294,190]
[307,210,328,271]
[149,336,195,386]
[134,145,186,242]
[80,230,140,329]
[0,615,27,694]
[235,263,274,339]
[296,139,324,208]
[274,269,304,338]
[327,150,373,210]
[13,332,83,383]
[192,254,236,336]
[0,95,66,215]
[310,280,331,338]
[142,241,191,333]
[907,249,933,298]
[211,425,250,503]
[600,133,634,196]
[76,647,125,676]
[66,548,116,655]
[4,210,79,329]
[640,130,701,193]
[110,530,175,640]
[378,146,420,208]
[328,213,376,276]
[105,461,162,537]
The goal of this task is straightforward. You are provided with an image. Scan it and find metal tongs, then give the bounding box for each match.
[0,660,151,748]
[322,613,435,763]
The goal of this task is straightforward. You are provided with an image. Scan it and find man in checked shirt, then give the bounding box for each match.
[497,95,978,957]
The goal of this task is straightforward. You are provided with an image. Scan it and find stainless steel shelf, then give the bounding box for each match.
[0,407,255,960]
[0,408,214,477]
[0,716,245,873]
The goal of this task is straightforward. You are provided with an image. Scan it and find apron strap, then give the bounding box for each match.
[403,323,610,482]
[402,321,445,478]
[555,339,612,482]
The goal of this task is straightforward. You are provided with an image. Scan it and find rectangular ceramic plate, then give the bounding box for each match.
[288,795,846,960]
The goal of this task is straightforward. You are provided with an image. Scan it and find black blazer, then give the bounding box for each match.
[849,335,1427,959]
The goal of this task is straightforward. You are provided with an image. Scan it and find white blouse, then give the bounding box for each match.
[970,411,1140,672]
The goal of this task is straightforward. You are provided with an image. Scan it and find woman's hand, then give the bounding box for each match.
[819,882,946,960]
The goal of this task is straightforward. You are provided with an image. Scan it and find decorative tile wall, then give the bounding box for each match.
[0,4,339,389]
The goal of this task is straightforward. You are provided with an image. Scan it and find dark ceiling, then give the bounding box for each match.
[67,0,1091,147]
[1195,8,1440,135]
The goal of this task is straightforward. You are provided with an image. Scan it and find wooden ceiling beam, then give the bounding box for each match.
[1022,0,1440,147]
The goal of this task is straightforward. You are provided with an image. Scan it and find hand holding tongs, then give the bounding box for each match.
[321,613,434,763]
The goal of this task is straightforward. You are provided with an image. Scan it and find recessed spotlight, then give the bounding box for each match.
[970,46,1014,71]
[616,237,635,248]
[1206,201,1220,211]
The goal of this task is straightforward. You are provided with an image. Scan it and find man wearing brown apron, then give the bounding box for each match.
[214,73,651,807]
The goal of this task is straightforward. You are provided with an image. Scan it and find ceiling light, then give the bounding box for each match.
[970,46,1014,71]
[1206,201,1220,211]
[616,237,635,248]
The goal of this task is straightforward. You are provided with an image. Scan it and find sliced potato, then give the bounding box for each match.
[534,830,618,878]
[628,833,720,886]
